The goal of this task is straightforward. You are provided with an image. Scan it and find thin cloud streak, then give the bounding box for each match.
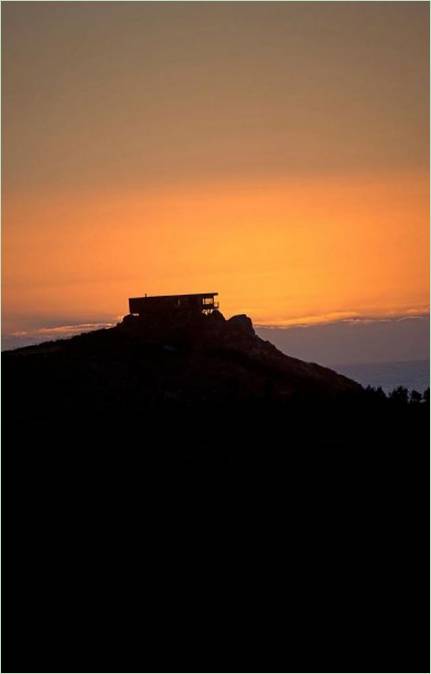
[2,321,116,350]
[2,308,429,353]
[11,322,115,337]
[255,308,430,330]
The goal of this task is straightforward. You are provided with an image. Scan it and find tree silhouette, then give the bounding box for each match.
[410,390,422,405]
[389,386,409,405]
[365,385,387,405]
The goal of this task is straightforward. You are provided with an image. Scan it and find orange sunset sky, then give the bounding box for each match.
[2,1,429,338]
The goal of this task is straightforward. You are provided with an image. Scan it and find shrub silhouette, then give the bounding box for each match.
[389,385,409,405]
[410,389,423,404]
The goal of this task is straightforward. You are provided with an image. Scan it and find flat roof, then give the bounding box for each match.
[129,292,218,301]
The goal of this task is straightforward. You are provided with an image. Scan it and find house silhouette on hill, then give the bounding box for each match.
[129,292,219,318]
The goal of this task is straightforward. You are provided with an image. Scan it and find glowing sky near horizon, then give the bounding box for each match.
[2,2,429,336]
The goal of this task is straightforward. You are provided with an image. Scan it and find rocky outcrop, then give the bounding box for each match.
[226,314,255,336]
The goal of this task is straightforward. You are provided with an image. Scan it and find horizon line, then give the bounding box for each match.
[2,307,429,342]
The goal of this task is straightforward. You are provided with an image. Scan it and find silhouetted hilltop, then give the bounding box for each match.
[3,309,429,674]
[3,310,361,403]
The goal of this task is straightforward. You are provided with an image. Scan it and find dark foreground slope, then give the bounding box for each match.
[2,313,429,673]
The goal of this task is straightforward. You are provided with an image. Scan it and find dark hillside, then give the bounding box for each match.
[3,310,361,405]
[2,312,429,673]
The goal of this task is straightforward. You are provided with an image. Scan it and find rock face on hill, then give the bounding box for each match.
[3,310,361,404]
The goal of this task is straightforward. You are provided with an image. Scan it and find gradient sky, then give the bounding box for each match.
[2,2,429,354]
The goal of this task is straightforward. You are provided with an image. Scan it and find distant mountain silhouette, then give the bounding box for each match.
[2,309,429,674]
